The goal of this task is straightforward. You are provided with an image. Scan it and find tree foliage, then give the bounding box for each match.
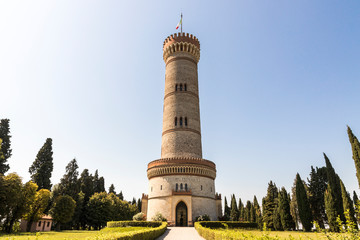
[262,181,278,230]
[295,173,312,231]
[340,180,357,229]
[0,119,12,174]
[24,189,51,232]
[279,187,295,230]
[348,126,360,189]
[50,195,76,230]
[29,138,54,190]
[58,159,79,200]
[230,194,239,221]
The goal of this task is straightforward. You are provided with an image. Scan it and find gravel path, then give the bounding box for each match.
[156,227,205,240]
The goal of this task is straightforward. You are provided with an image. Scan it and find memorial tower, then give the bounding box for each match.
[142,32,222,226]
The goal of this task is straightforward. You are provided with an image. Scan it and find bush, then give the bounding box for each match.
[107,221,162,228]
[91,222,167,240]
[195,214,211,222]
[133,212,146,221]
[151,212,167,222]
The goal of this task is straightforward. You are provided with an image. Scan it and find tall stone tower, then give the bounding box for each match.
[142,32,222,226]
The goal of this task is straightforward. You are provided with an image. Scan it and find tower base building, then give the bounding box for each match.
[142,33,222,226]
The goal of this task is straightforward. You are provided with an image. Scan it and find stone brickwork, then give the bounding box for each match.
[143,32,222,226]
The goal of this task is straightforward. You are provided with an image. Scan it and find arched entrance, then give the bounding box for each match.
[175,201,188,226]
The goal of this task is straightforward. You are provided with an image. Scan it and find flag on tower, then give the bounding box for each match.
[176,14,182,31]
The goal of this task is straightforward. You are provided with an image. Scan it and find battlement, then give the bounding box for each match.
[215,193,222,200]
[163,32,200,49]
[142,193,148,200]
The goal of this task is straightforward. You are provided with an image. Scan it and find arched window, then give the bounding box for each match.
[184,84,187,91]
[180,183,183,190]
[185,117,188,126]
[175,117,177,126]
[175,84,178,91]
[180,84,183,91]
[185,184,188,191]
[180,117,183,126]
[176,183,178,191]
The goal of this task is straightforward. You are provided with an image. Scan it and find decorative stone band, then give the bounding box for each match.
[147,157,216,180]
[166,56,198,66]
[163,42,200,63]
[162,128,201,136]
[164,89,199,101]
[172,190,192,195]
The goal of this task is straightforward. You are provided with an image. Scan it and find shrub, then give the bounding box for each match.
[195,214,211,222]
[151,212,167,222]
[107,221,162,228]
[133,212,146,221]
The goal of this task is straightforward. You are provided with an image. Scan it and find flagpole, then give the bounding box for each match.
[181,13,183,33]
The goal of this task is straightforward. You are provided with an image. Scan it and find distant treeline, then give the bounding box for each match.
[223,126,360,232]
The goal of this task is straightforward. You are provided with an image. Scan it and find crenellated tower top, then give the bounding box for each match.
[163,32,200,63]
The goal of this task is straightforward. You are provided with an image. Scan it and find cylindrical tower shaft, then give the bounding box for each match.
[161,33,202,159]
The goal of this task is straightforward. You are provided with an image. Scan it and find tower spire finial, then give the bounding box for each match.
[181,13,183,33]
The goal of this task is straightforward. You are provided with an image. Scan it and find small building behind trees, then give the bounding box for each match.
[20,215,53,232]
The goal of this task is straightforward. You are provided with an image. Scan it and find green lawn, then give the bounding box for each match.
[0,227,148,240]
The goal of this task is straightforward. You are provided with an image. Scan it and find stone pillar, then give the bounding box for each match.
[141,194,148,217]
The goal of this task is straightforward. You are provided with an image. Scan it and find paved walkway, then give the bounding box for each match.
[156,227,205,240]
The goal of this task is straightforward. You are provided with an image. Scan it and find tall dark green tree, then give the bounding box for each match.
[137,198,142,213]
[290,179,299,230]
[79,169,94,202]
[0,119,12,174]
[224,196,230,219]
[353,191,360,224]
[295,173,312,231]
[273,201,283,231]
[230,194,239,221]
[307,166,327,228]
[29,138,54,190]
[109,184,116,194]
[279,187,295,230]
[244,200,252,222]
[348,126,360,188]
[253,196,262,228]
[118,190,124,200]
[238,198,244,221]
[324,153,344,221]
[340,180,357,229]
[59,159,80,199]
[262,181,278,230]
[325,184,338,231]
[93,170,105,193]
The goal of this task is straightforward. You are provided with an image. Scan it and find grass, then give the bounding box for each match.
[0,227,148,240]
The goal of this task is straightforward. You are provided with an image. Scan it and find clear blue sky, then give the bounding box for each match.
[1,0,359,205]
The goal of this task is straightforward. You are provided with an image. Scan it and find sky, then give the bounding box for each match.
[0,0,360,206]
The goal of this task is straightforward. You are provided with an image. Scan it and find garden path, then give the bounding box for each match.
[156,227,205,240]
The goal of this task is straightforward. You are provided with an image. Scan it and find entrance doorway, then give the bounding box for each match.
[176,201,188,226]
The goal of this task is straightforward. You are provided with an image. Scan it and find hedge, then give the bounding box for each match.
[195,221,258,240]
[90,221,167,240]
[107,221,162,228]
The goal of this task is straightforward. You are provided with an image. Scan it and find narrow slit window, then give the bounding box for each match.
[180,183,183,190]
[160,185,162,190]
[180,84,183,91]
[185,184,188,191]
[176,183,178,191]
[38,221,42,227]
[184,84,187,91]
[151,187,153,192]
[175,84,178,91]
[201,185,203,191]
[180,117,183,126]
[175,117,177,126]
[185,117,188,126]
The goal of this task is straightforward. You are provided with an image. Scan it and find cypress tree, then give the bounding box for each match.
[279,187,295,230]
[290,179,299,230]
[230,194,239,221]
[263,181,278,230]
[245,200,252,221]
[325,184,338,231]
[137,198,142,213]
[118,190,124,200]
[340,180,357,229]
[0,119,12,174]
[348,126,360,189]
[295,173,313,231]
[238,198,244,221]
[109,184,116,194]
[308,166,327,228]
[353,191,359,224]
[224,196,230,219]
[79,169,94,202]
[273,200,283,231]
[29,138,54,190]
[324,153,345,221]
[253,196,262,228]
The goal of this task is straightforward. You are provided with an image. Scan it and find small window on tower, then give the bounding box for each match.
[185,183,188,191]
[180,84,183,91]
[151,187,153,192]
[180,183,183,190]
[161,185,162,190]
[176,183,178,191]
[175,117,177,126]
[201,185,203,191]
[180,117,183,126]
[184,84,187,91]
[185,117,188,126]
[175,84,178,91]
